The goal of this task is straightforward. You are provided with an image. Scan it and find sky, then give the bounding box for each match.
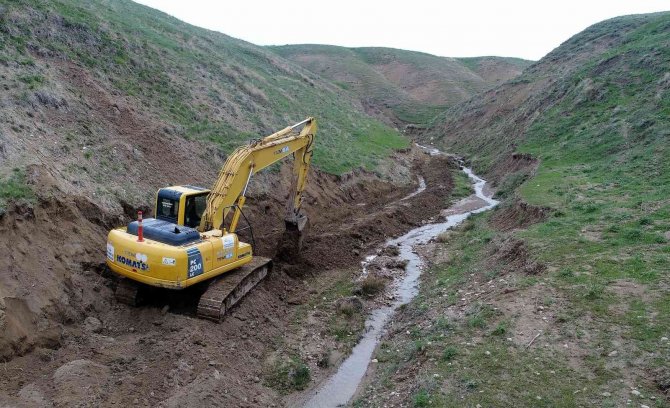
[133,1,670,60]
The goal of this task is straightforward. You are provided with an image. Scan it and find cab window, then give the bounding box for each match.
[157,197,179,221]
[184,194,207,228]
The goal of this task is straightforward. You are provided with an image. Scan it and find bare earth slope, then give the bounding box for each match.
[270,45,531,126]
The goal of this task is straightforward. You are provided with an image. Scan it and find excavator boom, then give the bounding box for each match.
[201,117,316,233]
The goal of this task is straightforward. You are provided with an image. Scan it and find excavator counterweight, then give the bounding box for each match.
[106,118,317,321]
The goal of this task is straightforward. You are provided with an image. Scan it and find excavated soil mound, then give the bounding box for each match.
[491,199,551,231]
[0,165,120,361]
[487,236,546,276]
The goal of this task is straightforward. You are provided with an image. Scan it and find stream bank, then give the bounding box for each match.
[297,150,498,407]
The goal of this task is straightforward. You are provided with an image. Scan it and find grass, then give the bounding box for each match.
[264,356,311,393]
[359,275,386,296]
[495,168,531,199]
[17,74,44,89]
[450,170,474,200]
[0,169,35,210]
[281,271,368,379]
[356,215,636,406]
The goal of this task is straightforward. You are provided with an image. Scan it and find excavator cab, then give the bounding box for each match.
[154,186,210,228]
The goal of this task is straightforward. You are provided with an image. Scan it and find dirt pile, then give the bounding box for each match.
[298,153,457,271]
[0,165,120,361]
[488,152,538,185]
[487,236,546,276]
[0,149,415,362]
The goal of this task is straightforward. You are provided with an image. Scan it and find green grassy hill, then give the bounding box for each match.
[0,0,410,209]
[270,45,531,125]
[360,12,670,406]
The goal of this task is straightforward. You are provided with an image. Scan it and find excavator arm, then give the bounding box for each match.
[200,117,316,233]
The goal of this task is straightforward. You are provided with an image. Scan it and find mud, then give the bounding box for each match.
[0,146,459,407]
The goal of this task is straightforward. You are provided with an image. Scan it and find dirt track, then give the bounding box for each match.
[0,146,460,407]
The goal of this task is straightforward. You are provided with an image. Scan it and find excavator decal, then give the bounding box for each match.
[186,247,204,278]
[116,255,149,271]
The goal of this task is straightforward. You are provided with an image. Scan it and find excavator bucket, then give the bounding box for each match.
[276,213,308,266]
[285,212,308,232]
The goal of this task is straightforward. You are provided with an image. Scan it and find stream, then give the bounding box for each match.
[302,150,498,408]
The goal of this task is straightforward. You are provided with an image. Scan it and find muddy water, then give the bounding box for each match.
[302,164,498,408]
[400,176,426,201]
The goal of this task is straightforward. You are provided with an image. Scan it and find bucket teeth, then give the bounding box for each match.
[196,257,272,322]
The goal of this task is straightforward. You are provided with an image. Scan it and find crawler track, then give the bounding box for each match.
[115,278,141,306]
[196,256,272,322]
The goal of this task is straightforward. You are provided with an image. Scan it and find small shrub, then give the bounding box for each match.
[573,201,599,214]
[413,389,430,407]
[18,74,44,89]
[461,219,475,232]
[462,377,479,391]
[292,364,310,390]
[468,315,487,328]
[381,245,400,256]
[336,296,363,317]
[491,322,507,336]
[265,357,311,393]
[0,169,35,210]
[606,224,620,233]
[436,231,451,243]
[585,283,604,300]
[360,275,386,296]
[556,314,570,323]
[441,347,458,361]
[317,351,330,368]
[557,268,574,278]
[413,340,426,355]
[466,303,495,329]
[638,217,653,226]
[622,228,642,241]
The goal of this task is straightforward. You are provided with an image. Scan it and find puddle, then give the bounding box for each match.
[302,154,498,407]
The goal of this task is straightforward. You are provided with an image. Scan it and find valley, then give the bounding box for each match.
[0,1,668,407]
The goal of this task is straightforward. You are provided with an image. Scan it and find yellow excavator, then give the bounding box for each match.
[105,118,316,321]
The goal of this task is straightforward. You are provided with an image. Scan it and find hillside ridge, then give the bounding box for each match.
[270,44,531,125]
